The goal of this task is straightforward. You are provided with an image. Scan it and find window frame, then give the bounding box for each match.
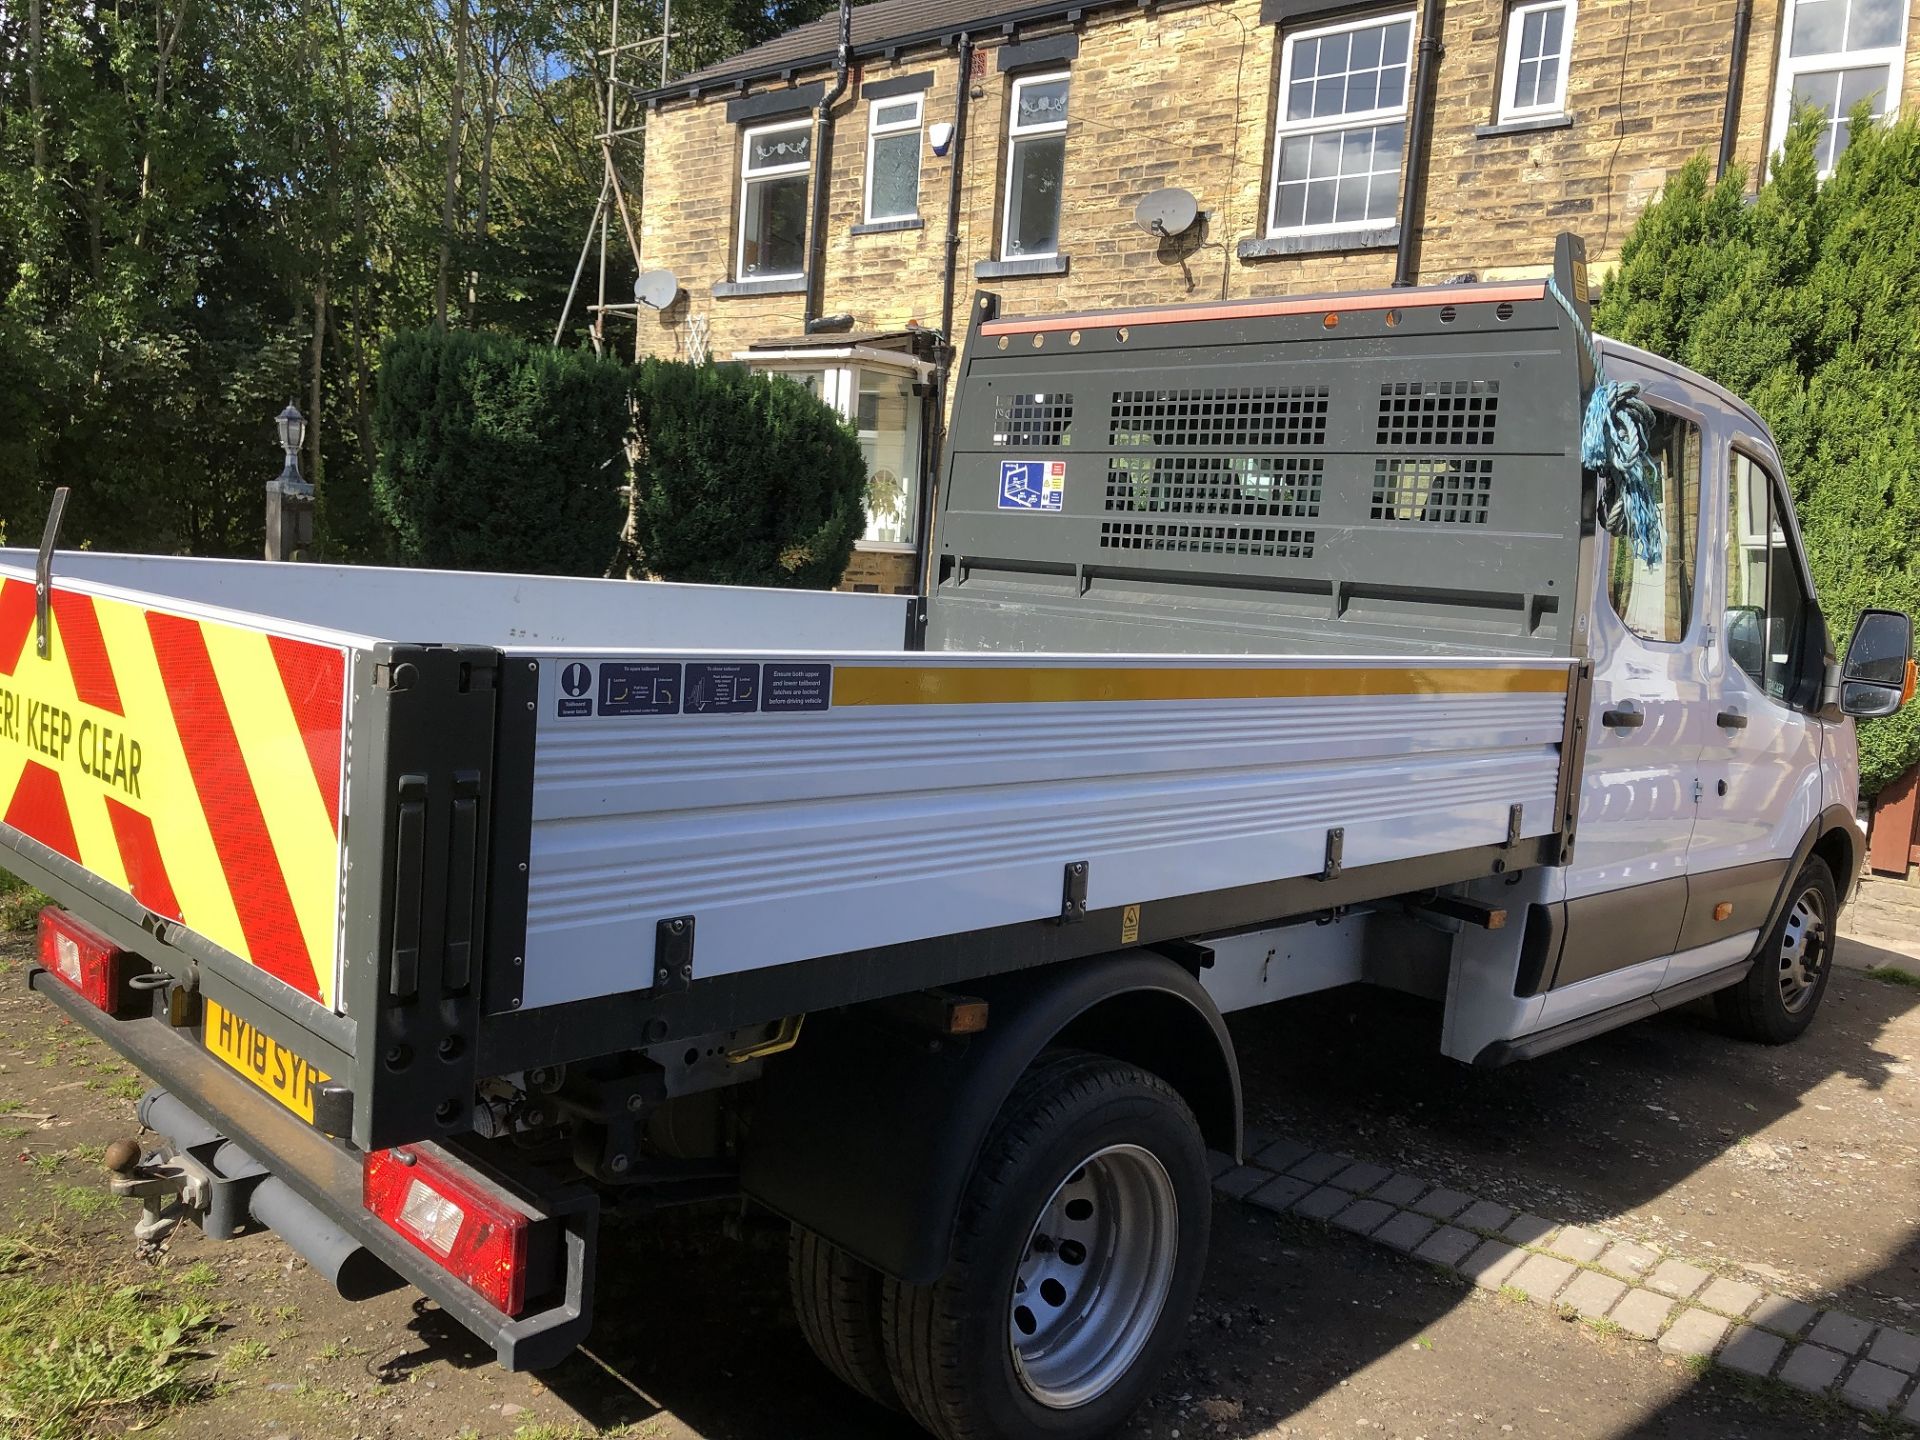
[1767,0,1909,176]
[736,117,813,282]
[864,93,924,224]
[1727,443,1821,711]
[1265,8,1418,240]
[1002,70,1072,261]
[1496,0,1577,123]
[1601,402,1704,648]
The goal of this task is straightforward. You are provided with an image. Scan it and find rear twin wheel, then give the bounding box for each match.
[788,1051,1211,1440]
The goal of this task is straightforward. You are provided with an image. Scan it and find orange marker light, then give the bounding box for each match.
[1714,902,1734,922]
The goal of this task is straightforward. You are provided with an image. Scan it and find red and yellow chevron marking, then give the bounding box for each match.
[0,577,346,1009]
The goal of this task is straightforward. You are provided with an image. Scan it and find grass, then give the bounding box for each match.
[223,1338,272,1369]
[0,872,48,933]
[173,1263,219,1290]
[50,1186,113,1221]
[0,1234,217,1440]
[1865,964,1920,988]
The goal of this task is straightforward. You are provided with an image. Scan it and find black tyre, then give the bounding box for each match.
[880,1051,1210,1440]
[788,1224,901,1410]
[1716,857,1837,1044]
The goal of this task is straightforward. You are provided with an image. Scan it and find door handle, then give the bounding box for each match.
[1716,710,1748,730]
[1601,706,1645,729]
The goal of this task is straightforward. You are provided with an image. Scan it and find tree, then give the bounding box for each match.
[372,327,630,574]
[628,361,866,588]
[1597,110,1920,794]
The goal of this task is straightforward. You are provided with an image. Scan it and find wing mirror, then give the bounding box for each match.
[1839,608,1914,718]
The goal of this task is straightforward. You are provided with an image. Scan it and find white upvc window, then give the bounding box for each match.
[1497,0,1576,122]
[1002,72,1070,259]
[736,119,812,280]
[865,94,924,222]
[1267,11,1414,237]
[1769,0,1909,175]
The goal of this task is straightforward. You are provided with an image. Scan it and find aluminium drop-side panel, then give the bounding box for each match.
[512,650,1574,1011]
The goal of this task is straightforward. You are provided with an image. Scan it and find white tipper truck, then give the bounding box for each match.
[2,236,1911,1440]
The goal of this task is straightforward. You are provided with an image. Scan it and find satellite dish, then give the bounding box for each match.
[635,268,682,309]
[1135,187,1199,238]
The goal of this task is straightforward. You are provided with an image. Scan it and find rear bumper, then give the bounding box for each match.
[27,966,596,1370]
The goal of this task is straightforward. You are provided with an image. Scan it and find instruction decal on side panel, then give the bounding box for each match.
[599,662,681,716]
[998,459,1066,512]
[762,663,831,712]
[684,663,759,714]
[556,661,594,718]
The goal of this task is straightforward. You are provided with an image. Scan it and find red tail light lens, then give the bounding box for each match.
[363,1146,530,1316]
[37,907,132,1015]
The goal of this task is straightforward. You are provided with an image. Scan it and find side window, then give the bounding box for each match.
[1605,410,1701,643]
[1003,73,1070,259]
[1727,452,1811,703]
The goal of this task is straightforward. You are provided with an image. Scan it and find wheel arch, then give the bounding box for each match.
[739,952,1240,1285]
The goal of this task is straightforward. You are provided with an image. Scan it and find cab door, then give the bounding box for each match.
[1678,442,1823,982]
[1541,373,1712,1019]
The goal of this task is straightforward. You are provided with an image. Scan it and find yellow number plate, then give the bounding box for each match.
[203,998,329,1123]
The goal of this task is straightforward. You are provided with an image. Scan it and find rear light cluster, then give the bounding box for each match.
[37,907,137,1016]
[363,1146,531,1316]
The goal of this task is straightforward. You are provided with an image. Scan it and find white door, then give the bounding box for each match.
[1680,443,1823,981]
[1545,380,1712,1015]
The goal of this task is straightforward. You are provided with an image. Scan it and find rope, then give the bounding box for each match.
[1545,275,1664,568]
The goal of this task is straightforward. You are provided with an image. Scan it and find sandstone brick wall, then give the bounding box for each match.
[636,0,1920,590]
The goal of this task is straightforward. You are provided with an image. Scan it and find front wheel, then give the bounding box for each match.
[881,1051,1210,1440]
[1716,857,1837,1044]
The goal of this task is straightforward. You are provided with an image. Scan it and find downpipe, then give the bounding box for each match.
[802,0,855,329]
[125,1090,400,1303]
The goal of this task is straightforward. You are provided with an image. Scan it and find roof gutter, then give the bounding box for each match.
[804,0,854,329]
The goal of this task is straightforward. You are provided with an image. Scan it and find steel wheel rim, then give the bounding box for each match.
[1777,886,1829,1015]
[1008,1143,1179,1410]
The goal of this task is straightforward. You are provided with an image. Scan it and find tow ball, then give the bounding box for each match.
[103,1134,213,1253]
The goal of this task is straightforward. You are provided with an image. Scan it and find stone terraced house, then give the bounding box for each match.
[633,0,1920,593]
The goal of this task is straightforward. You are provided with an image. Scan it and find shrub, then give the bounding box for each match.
[1597,109,1920,794]
[627,360,866,588]
[372,329,629,575]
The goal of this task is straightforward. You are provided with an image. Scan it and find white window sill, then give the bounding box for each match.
[974,255,1070,279]
[1476,113,1575,138]
[713,275,807,297]
[1238,225,1399,260]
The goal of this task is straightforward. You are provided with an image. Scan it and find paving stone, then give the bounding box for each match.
[1558,1269,1628,1319]
[1412,1187,1474,1220]
[1508,1253,1578,1307]
[1286,1151,1353,1185]
[1609,1288,1676,1341]
[1501,1212,1558,1248]
[1412,1224,1480,1269]
[1598,1240,1661,1278]
[1329,1161,1393,1195]
[1696,1277,1763,1318]
[1455,1199,1515,1233]
[1460,1239,1527,1291]
[1331,1199,1395,1236]
[1646,1258,1711,1299]
[1371,1210,1436,1253]
[1808,1310,1875,1355]
[1545,1225,1608,1265]
[1207,1150,1235,1179]
[1213,1165,1269,1200]
[1252,1138,1312,1174]
[1292,1185,1352,1221]
[1370,1173,1428,1208]
[1905,1390,1920,1426]
[1749,1294,1817,1337]
[1247,1174,1312,1215]
[1868,1326,1920,1375]
[1778,1343,1847,1395]
[1658,1307,1730,1359]
[1718,1325,1786,1379]
[1241,1125,1280,1158]
[1841,1359,1907,1413]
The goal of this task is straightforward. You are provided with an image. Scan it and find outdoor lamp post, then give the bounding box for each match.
[265,401,315,561]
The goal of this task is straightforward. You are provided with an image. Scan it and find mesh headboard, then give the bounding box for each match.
[926,275,1597,658]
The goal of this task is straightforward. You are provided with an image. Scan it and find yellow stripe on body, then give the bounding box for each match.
[200,623,342,1010]
[831,664,1571,707]
[92,599,252,961]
